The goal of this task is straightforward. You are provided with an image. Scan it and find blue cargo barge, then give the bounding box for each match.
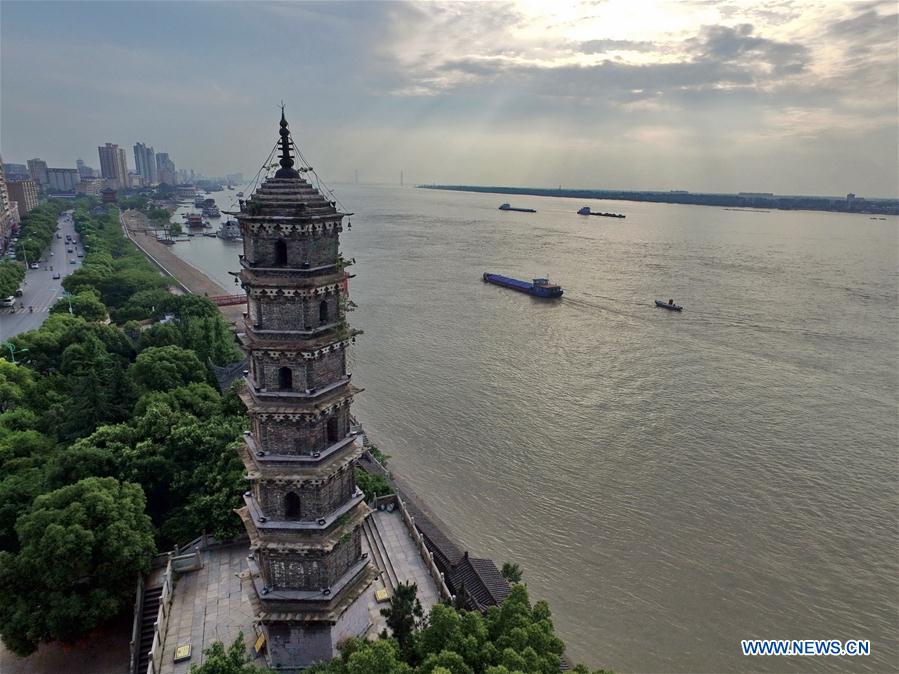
[482,273,563,298]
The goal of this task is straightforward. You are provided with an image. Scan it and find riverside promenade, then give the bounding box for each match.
[120,210,246,325]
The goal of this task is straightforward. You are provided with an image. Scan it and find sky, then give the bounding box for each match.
[1,0,897,196]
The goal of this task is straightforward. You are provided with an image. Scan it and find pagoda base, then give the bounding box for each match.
[257,564,377,670]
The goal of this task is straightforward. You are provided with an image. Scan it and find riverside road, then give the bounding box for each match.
[0,210,82,343]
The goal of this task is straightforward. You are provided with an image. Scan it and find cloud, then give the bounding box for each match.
[576,39,655,53]
[690,23,809,77]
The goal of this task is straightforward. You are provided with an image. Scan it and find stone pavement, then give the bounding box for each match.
[158,544,262,674]
[370,510,440,612]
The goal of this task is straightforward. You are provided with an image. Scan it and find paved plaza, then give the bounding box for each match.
[157,510,440,671]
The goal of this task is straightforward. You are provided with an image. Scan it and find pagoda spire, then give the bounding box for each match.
[275,105,300,179]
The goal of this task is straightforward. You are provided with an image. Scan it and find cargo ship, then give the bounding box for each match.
[577,206,625,218]
[482,273,563,298]
[499,203,537,213]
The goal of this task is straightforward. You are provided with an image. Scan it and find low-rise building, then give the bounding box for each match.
[75,177,106,196]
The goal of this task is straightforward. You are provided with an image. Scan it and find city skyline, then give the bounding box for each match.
[1,0,897,196]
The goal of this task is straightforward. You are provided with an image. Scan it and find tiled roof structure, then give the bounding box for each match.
[448,552,511,611]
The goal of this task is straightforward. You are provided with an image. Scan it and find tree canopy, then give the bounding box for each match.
[188,633,263,674]
[129,345,207,391]
[0,477,155,655]
[0,260,25,298]
[307,584,610,673]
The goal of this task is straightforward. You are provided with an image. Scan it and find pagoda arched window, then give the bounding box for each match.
[278,366,293,391]
[319,299,329,325]
[284,492,301,519]
[274,239,288,266]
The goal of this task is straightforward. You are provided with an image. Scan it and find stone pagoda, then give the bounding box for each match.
[233,110,375,668]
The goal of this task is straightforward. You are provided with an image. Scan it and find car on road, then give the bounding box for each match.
[14,288,23,297]
[69,258,76,264]
[52,272,61,279]
[29,263,39,270]
[56,233,62,238]
[66,248,73,253]
[0,297,15,308]
[77,252,84,257]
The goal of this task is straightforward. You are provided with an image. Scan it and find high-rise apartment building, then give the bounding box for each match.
[155,152,177,185]
[133,142,158,186]
[26,158,49,189]
[0,156,15,251]
[6,180,39,218]
[47,168,80,193]
[98,143,128,189]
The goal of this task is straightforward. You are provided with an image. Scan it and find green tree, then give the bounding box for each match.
[50,290,108,322]
[0,260,25,298]
[344,639,411,674]
[500,562,522,583]
[129,345,207,391]
[58,335,134,439]
[355,468,393,499]
[0,477,155,655]
[188,633,262,673]
[0,359,35,412]
[381,581,423,660]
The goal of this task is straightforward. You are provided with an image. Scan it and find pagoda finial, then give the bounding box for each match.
[275,104,300,179]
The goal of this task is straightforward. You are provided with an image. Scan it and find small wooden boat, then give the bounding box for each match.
[655,299,683,311]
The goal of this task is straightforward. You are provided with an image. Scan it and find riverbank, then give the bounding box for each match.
[419,184,899,215]
[120,209,246,325]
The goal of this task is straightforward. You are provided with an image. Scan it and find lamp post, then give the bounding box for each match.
[1,341,28,364]
[61,292,74,315]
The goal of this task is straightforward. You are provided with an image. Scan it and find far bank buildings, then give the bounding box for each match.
[233,111,376,667]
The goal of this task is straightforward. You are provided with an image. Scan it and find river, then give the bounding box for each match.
[169,184,898,672]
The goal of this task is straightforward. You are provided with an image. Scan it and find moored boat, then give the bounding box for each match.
[499,203,537,213]
[483,272,563,298]
[217,218,242,241]
[655,299,683,311]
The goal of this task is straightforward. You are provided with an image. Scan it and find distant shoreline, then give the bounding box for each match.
[417,184,899,216]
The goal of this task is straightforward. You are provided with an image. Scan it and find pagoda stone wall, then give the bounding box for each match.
[248,294,340,331]
[254,407,350,454]
[251,469,356,519]
[258,531,362,590]
[250,349,346,391]
[243,231,338,267]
